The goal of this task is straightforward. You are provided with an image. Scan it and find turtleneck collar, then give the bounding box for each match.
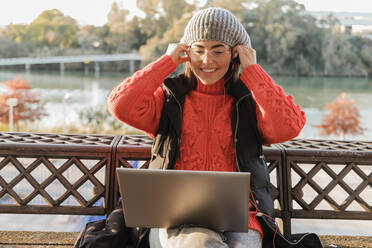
[196,77,226,95]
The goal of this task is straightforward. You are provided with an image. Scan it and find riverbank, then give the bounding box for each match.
[0,231,370,248]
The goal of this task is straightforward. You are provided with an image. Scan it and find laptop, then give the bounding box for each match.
[116,168,250,232]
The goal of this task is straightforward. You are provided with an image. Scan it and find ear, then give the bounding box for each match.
[232,46,238,59]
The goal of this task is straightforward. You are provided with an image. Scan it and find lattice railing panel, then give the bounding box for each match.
[266,159,281,206]
[282,139,372,151]
[0,132,116,146]
[120,135,153,146]
[2,133,372,235]
[0,155,108,211]
[289,160,372,214]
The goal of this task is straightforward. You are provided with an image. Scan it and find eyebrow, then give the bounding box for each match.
[192,44,227,49]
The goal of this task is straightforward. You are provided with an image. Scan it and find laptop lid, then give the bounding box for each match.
[116,168,250,232]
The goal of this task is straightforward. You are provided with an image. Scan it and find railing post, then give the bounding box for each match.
[282,211,292,237]
[276,143,292,237]
[107,135,123,214]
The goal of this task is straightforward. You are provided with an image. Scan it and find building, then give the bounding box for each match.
[306,11,372,38]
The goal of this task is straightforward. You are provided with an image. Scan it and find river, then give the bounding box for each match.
[0,69,371,236]
[1,69,372,139]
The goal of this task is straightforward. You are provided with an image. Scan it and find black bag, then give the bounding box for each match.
[74,201,139,248]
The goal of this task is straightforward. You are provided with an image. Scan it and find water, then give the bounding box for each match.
[1,69,371,139]
[0,69,372,235]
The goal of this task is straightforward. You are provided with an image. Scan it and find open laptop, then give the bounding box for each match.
[116,168,251,232]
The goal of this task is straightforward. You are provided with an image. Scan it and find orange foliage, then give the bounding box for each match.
[0,76,46,126]
[315,92,365,139]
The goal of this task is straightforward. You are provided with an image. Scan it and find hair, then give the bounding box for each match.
[184,52,241,89]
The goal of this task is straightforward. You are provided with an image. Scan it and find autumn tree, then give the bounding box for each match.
[315,92,365,139]
[0,76,46,129]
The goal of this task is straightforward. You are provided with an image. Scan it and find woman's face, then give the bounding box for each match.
[188,40,232,86]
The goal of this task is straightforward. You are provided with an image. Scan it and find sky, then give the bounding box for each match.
[0,0,371,27]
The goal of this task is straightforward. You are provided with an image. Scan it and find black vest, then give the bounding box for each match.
[141,74,323,248]
[149,74,273,216]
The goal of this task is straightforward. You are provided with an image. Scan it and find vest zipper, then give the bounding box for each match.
[234,93,251,172]
[163,85,183,146]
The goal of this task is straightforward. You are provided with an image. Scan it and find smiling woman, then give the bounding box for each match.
[107,7,322,248]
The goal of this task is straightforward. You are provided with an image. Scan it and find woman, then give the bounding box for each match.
[108,7,322,248]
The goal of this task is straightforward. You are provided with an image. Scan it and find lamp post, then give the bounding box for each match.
[6,98,18,132]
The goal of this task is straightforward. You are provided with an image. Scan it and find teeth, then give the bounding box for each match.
[201,69,216,72]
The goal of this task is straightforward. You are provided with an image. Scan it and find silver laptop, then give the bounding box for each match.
[116,168,250,232]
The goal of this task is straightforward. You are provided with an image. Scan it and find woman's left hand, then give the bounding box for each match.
[233,45,257,69]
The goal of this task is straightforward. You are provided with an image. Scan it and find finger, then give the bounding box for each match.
[179,56,190,63]
[176,43,188,52]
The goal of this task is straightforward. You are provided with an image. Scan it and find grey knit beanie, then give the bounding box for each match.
[181,8,251,47]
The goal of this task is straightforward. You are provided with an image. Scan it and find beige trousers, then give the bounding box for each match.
[149,227,262,248]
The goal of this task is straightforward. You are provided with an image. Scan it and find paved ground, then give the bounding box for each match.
[0,231,371,247]
[0,231,78,248]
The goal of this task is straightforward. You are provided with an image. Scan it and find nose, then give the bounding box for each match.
[201,52,213,63]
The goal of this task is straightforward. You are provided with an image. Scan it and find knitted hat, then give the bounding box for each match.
[181,8,251,47]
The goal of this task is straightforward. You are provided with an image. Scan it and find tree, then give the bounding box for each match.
[0,76,46,128]
[126,16,150,50]
[315,92,365,139]
[137,0,195,63]
[4,24,30,44]
[105,1,133,52]
[322,31,366,77]
[77,25,105,53]
[28,9,79,49]
[0,36,30,58]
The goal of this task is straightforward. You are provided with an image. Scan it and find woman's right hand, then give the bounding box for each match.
[166,43,190,65]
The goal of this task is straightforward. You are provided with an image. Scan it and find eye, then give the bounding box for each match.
[213,51,225,55]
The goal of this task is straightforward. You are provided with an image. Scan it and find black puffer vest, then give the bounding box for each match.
[138,74,323,248]
[150,74,273,215]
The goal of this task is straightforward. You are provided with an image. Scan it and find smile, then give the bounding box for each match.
[201,68,217,73]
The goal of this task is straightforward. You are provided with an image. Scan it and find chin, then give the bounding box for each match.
[196,74,222,85]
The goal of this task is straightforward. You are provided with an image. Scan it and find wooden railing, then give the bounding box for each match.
[0,132,371,237]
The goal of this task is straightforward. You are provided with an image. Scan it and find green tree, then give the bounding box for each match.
[4,24,30,44]
[137,0,195,63]
[0,36,31,58]
[136,0,194,39]
[246,0,323,75]
[127,16,150,50]
[28,9,79,49]
[77,25,105,53]
[104,1,134,53]
[321,27,366,77]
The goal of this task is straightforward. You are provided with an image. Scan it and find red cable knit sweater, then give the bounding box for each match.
[107,55,306,238]
[174,77,236,172]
